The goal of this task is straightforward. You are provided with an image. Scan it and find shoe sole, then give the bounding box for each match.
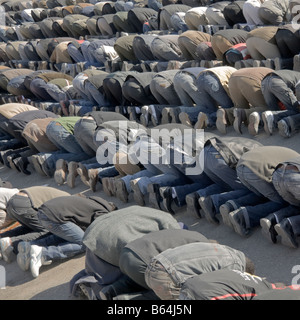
[186,194,201,219]
[17,242,31,271]
[179,113,193,127]
[233,109,243,134]
[219,204,233,228]
[274,224,298,249]
[277,120,290,138]
[194,113,208,130]
[229,211,249,237]
[115,179,128,203]
[130,180,145,206]
[31,156,47,177]
[248,114,259,136]
[102,178,113,197]
[261,113,272,135]
[198,198,219,225]
[260,218,275,243]
[216,109,227,134]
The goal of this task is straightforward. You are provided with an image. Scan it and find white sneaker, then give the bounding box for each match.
[30,245,51,278]
[261,111,274,135]
[0,237,14,263]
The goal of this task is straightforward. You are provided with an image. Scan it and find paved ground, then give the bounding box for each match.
[1,125,300,300]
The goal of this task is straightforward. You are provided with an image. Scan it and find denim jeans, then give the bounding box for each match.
[173,69,204,106]
[204,145,247,191]
[36,211,85,261]
[43,151,90,176]
[195,72,234,111]
[46,121,86,154]
[261,75,298,111]
[144,242,246,300]
[237,165,285,203]
[272,166,300,206]
[244,201,287,228]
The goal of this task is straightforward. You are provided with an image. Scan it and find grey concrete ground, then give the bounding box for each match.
[0,125,300,300]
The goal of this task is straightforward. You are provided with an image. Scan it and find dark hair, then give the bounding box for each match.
[245,256,255,274]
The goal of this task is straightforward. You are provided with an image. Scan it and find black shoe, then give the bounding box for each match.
[160,187,174,214]
[274,219,298,249]
[199,196,219,224]
[13,157,31,175]
[260,213,278,244]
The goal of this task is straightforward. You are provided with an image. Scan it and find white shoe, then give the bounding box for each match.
[261,111,274,135]
[0,237,14,263]
[30,245,51,278]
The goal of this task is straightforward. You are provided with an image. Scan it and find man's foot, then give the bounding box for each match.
[147,183,161,210]
[219,201,238,228]
[233,108,246,134]
[115,179,129,203]
[130,179,145,206]
[66,161,78,188]
[17,241,31,271]
[274,218,298,249]
[77,163,90,187]
[199,196,219,224]
[229,207,251,237]
[248,112,260,136]
[54,159,68,185]
[30,245,52,278]
[261,111,274,135]
[186,192,201,218]
[88,168,99,192]
[179,112,193,127]
[159,187,174,214]
[30,155,47,177]
[260,212,279,244]
[0,237,14,263]
[216,108,227,134]
[194,112,209,130]
[277,119,291,138]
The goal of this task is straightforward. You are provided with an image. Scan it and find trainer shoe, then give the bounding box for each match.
[248,112,260,136]
[54,159,68,185]
[277,119,291,138]
[179,112,193,127]
[186,192,201,218]
[159,187,174,214]
[115,179,129,203]
[216,108,227,134]
[17,241,31,271]
[77,163,90,187]
[198,196,219,224]
[194,112,209,129]
[274,218,298,249]
[0,237,14,263]
[261,111,274,135]
[66,161,78,188]
[229,207,251,237]
[219,201,238,228]
[130,179,145,206]
[260,213,278,244]
[30,245,52,278]
[147,183,161,210]
[88,168,99,192]
[233,108,247,134]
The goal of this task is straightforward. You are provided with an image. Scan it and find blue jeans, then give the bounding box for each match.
[195,72,234,111]
[36,211,85,261]
[204,145,247,191]
[272,166,300,207]
[46,121,86,154]
[237,165,285,203]
[244,201,287,228]
[42,151,90,176]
